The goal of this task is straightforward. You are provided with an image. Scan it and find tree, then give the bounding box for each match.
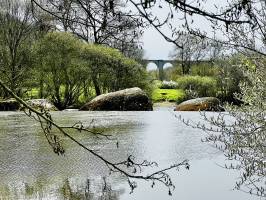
[32,0,144,53]
[33,32,87,109]
[33,32,150,108]
[80,41,150,95]
[31,0,145,95]
[215,55,246,104]
[0,0,36,97]
[171,34,209,74]
[129,0,263,54]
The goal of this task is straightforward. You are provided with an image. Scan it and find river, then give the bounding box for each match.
[0,106,261,200]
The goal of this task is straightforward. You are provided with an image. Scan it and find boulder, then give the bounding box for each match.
[174,97,224,111]
[25,99,58,111]
[0,98,20,111]
[80,87,153,111]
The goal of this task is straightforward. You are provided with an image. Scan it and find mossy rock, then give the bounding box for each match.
[80,87,153,111]
[0,98,20,111]
[174,97,224,111]
[25,99,58,111]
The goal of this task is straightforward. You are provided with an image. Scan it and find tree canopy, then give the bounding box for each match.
[33,31,150,109]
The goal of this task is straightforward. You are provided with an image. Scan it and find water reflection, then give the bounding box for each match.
[60,177,122,200]
[0,177,123,200]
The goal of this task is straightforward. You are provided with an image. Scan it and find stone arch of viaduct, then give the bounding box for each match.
[145,60,176,81]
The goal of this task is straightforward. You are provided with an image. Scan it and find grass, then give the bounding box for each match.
[26,85,186,104]
[25,88,39,99]
[25,86,94,103]
[152,88,185,102]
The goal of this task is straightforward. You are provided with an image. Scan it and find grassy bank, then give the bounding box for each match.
[27,86,186,105]
[152,89,185,102]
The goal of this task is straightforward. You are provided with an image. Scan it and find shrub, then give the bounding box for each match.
[176,76,217,98]
[164,66,183,80]
[81,44,150,95]
[159,80,178,89]
[215,59,246,104]
[199,60,266,197]
[190,64,219,76]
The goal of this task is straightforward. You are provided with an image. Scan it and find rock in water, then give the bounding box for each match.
[80,87,153,111]
[0,98,20,111]
[174,97,224,111]
[26,99,58,111]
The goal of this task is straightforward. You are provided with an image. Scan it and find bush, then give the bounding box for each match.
[159,80,178,89]
[176,76,217,98]
[190,63,219,76]
[215,59,245,104]
[163,66,183,80]
[81,44,150,95]
[201,60,266,197]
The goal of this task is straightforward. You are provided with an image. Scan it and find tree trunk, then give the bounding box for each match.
[39,78,44,98]
[92,75,101,96]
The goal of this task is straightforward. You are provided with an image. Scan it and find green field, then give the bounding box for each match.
[152,89,185,102]
[25,86,93,105]
[27,86,186,104]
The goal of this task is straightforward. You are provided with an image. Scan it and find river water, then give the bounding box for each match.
[0,107,261,200]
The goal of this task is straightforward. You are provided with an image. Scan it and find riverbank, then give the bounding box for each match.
[153,101,176,108]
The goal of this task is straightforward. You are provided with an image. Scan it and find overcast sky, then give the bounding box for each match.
[142,27,176,70]
[137,4,175,61]
[134,0,225,63]
[142,27,174,60]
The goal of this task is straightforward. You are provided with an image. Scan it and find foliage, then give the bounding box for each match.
[171,34,210,74]
[215,58,246,104]
[147,69,159,81]
[32,32,150,109]
[163,66,183,81]
[183,59,266,197]
[33,32,86,109]
[0,0,36,97]
[176,76,217,98]
[190,63,219,77]
[35,0,144,57]
[25,88,39,99]
[158,80,178,89]
[80,43,150,96]
[160,60,245,104]
[164,63,219,81]
[152,88,185,102]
